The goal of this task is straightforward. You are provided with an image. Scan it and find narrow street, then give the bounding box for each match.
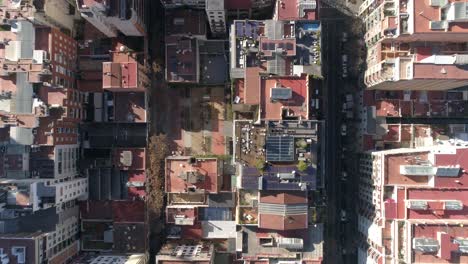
[321,3,360,264]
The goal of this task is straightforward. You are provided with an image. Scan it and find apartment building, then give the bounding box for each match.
[360,0,468,89]
[358,89,468,151]
[0,0,80,35]
[76,0,148,37]
[155,241,215,264]
[164,156,237,241]
[164,10,227,84]
[0,6,87,263]
[74,19,149,254]
[358,144,468,263]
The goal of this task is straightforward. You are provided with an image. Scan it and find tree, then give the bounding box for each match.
[255,158,266,173]
[297,160,308,172]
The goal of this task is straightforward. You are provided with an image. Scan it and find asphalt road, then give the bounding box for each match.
[322,19,342,264]
[321,11,359,264]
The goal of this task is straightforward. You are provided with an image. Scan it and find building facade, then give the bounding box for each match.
[358,145,468,263]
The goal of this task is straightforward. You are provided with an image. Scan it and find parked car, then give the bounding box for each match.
[340,210,347,222]
[342,55,348,77]
[341,124,347,136]
[341,171,348,181]
[342,32,348,42]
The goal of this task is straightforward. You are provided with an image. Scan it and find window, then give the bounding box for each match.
[11,247,25,263]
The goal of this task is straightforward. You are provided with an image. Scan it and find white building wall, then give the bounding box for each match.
[206,0,226,35]
[54,145,79,179]
[54,178,88,205]
[46,214,79,258]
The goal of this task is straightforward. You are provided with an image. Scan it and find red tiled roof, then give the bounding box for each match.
[259,190,307,204]
[259,214,308,230]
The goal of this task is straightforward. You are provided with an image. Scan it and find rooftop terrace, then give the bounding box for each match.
[165,156,220,193]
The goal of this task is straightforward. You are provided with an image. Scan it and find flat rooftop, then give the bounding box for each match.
[165,36,198,83]
[165,157,219,193]
[240,224,323,261]
[413,224,468,263]
[276,0,317,20]
[114,92,146,122]
[261,75,309,120]
[113,148,145,170]
[165,9,207,36]
[102,62,138,89]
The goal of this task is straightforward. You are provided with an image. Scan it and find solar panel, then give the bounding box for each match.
[277,237,304,250]
[413,238,439,253]
[407,200,428,210]
[271,87,292,100]
[400,165,435,176]
[444,200,463,210]
[435,167,460,177]
[245,22,252,37]
[241,166,261,189]
[266,136,294,162]
[236,22,244,37]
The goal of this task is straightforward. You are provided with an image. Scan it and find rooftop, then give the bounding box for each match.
[259,190,308,204]
[156,241,214,264]
[81,123,147,148]
[71,253,147,264]
[275,0,317,21]
[260,74,309,120]
[79,200,145,222]
[165,36,198,83]
[165,9,207,36]
[102,62,138,89]
[113,92,146,122]
[413,224,468,263]
[113,148,146,170]
[258,190,308,230]
[383,147,468,188]
[165,156,220,193]
[240,224,323,261]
